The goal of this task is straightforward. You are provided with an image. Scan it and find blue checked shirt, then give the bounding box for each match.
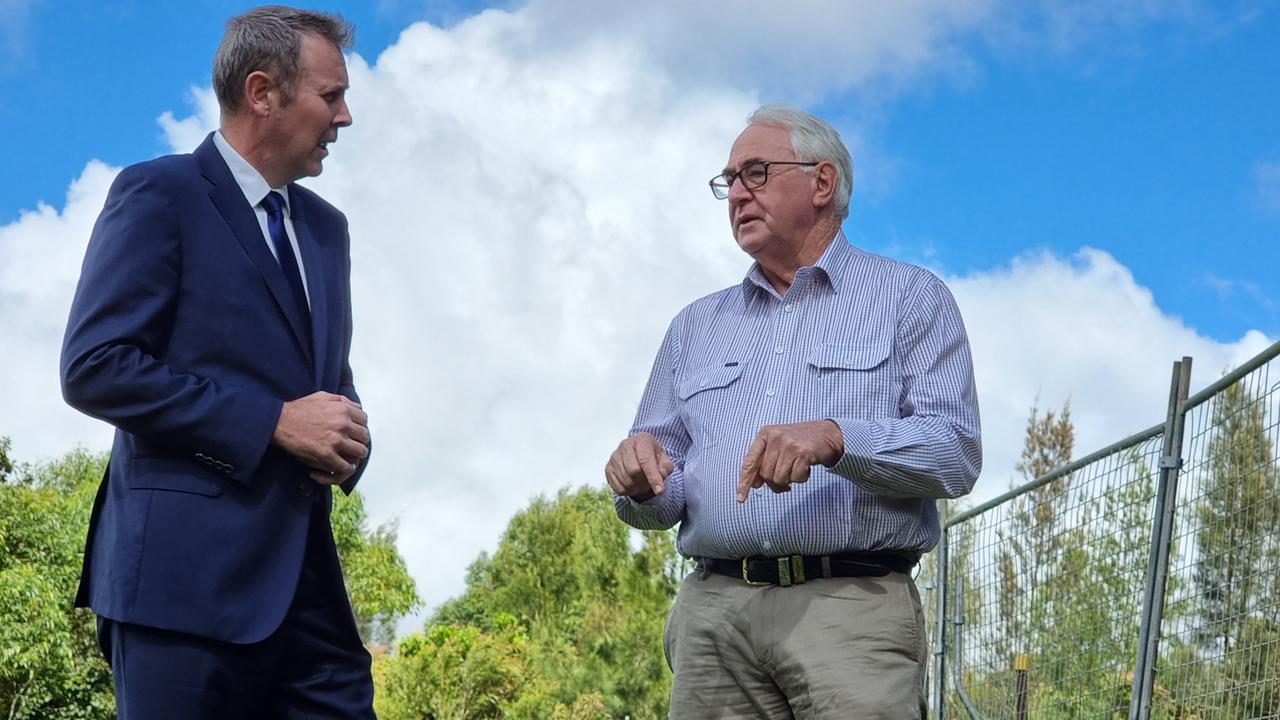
[614,233,981,559]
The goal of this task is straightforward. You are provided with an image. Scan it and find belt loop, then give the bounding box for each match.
[698,560,710,580]
[790,555,806,584]
[821,555,833,579]
[777,557,792,587]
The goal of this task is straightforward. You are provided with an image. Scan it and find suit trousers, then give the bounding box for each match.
[97,499,374,720]
[664,569,928,720]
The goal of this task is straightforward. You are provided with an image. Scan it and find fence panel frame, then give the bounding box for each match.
[931,338,1280,718]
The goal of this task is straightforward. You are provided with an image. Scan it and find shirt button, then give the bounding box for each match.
[774,346,784,355]
[766,389,775,397]
[762,540,773,551]
[784,304,793,313]
[699,379,707,387]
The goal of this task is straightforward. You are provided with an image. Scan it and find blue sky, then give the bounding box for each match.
[5,1,1278,342]
[3,1,1278,616]
[0,0,484,219]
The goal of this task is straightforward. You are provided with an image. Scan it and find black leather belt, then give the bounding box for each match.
[701,553,917,587]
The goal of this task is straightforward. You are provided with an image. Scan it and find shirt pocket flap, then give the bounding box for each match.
[677,364,746,400]
[807,342,891,371]
[128,457,225,497]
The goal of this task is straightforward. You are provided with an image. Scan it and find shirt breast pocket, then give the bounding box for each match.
[807,342,896,418]
[677,363,746,448]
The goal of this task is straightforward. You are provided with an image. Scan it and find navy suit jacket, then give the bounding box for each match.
[62,133,366,644]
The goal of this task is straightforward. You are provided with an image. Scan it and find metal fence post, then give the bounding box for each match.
[1014,654,1030,720]
[1128,357,1192,720]
[932,526,949,720]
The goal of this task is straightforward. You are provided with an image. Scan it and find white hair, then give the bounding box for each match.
[748,105,855,220]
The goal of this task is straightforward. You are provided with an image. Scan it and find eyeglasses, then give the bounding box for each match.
[709,161,819,199]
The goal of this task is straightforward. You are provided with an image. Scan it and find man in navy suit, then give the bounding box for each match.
[61,7,375,718]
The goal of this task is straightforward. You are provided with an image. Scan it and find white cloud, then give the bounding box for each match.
[1,1,1271,636]
[949,247,1271,501]
[0,160,118,461]
[157,87,220,154]
[1257,159,1280,213]
[515,0,997,101]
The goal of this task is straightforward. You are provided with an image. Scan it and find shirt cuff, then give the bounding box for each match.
[827,418,875,480]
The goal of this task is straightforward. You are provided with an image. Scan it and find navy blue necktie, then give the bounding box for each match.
[260,191,310,321]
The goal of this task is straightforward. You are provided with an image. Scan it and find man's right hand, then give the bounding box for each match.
[272,391,370,482]
[605,432,674,502]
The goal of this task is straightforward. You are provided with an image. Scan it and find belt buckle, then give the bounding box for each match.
[741,558,772,586]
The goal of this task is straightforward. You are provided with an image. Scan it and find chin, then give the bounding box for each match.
[734,232,766,256]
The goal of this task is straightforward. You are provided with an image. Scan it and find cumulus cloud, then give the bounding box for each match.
[0,160,118,460]
[516,0,996,102]
[950,247,1271,499]
[157,87,220,154]
[1,1,1272,631]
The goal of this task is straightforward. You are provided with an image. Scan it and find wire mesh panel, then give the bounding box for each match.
[938,431,1166,719]
[1151,360,1280,719]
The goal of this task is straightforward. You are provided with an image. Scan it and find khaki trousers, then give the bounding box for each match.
[664,569,927,719]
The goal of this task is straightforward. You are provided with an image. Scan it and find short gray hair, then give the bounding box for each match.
[748,105,855,220]
[213,6,353,114]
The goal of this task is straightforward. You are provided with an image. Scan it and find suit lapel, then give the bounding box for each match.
[291,193,330,387]
[194,136,314,367]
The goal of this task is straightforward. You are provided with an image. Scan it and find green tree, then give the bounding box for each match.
[0,438,419,719]
[0,443,114,720]
[964,402,1177,719]
[332,489,421,647]
[995,402,1075,669]
[378,486,680,720]
[1190,379,1280,718]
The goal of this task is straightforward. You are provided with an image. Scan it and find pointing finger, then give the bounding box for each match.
[738,437,765,502]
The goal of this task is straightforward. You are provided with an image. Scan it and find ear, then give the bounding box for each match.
[243,70,276,118]
[812,161,838,210]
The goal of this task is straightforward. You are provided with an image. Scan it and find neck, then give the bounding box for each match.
[755,216,841,295]
[220,118,288,188]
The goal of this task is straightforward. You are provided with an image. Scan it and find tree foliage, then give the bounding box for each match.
[1186,379,1280,718]
[333,488,422,647]
[0,438,419,719]
[0,443,114,720]
[952,401,1183,718]
[376,486,682,720]
[996,401,1076,667]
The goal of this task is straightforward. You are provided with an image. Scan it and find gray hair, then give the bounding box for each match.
[213,6,353,114]
[748,105,855,220]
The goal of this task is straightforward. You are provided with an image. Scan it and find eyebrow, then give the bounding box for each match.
[722,156,766,175]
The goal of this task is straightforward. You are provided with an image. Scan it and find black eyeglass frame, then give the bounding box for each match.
[709,160,820,199]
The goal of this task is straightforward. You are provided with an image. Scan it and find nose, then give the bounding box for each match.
[727,173,752,204]
[334,98,353,128]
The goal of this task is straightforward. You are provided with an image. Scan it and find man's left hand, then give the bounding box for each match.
[737,420,844,502]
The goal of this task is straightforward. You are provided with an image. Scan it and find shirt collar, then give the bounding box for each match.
[812,229,855,294]
[739,229,855,304]
[212,130,291,215]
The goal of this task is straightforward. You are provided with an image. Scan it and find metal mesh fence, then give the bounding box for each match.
[937,431,1165,719]
[1150,358,1280,719]
[930,341,1280,719]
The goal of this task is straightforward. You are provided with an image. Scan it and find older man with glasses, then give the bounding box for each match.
[605,105,981,718]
